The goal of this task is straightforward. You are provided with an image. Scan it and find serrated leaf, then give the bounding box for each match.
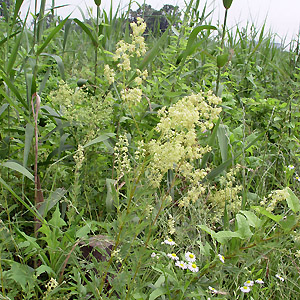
[8,262,34,290]
[48,205,66,228]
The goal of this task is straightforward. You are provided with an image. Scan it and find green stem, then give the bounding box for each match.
[94,5,100,83]
[216,8,228,96]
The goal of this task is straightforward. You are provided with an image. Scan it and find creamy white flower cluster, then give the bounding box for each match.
[147,92,222,197]
[113,17,147,71]
[260,188,289,212]
[114,134,132,176]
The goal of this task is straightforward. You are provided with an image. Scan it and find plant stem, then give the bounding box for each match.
[216,8,228,96]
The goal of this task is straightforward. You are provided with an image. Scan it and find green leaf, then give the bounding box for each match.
[0,73,29,111]
[38,188,67,217]
[0,103,9,117]
[40,53,65,81]
[8,262,34,290]
[83,133,115,148]
[206,130,265,181]
[149,287,168,300]
[177,25,217,65]
[23,123,34,168]
[200,118,220,169]
[63,19,72,52]
[214,230,240,244]
[240,210,263,228]
[36,265,55,278]
[252,206,283,223]
[106,178,116,213]
[236,214,253,239]
[12,0,24,28]
[73,18,98,47]
[279,215,297,232]
[198,224,216,237]
[0,177,40,219]
[48,205,67,228]
[285,187,300,213]
[6,28,23,76]
[0,30,21,47]
[137,26,171,73]
[1,161,34,181]
[76,224,92,238]
[217,124,228,162]
[36,16,70,56]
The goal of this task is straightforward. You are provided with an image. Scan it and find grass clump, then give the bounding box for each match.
[0,0,300,299]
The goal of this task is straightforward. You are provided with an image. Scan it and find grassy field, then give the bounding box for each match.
[0,0,300,299]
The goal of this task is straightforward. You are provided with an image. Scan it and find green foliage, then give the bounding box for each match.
[0,0,300,299]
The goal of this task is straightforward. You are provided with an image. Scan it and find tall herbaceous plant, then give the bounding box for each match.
[1,0,300,299]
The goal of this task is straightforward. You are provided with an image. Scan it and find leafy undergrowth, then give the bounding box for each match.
[0,0,300,299]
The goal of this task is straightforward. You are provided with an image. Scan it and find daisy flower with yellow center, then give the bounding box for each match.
[188,263,199,272]
[175,260,187,270]
[244,280,254,287]
[167,253,179,260]
[275,274,285,282]
[240,286,251,293]
[218,254,225,263]
[255,278,264,284]
[185,251,196,262]
[163,238,176,246]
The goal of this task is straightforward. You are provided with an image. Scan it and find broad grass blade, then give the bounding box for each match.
[23,123,34,168]
[40,53,66,81]
[36,16,71,56]
[1,161,34,182]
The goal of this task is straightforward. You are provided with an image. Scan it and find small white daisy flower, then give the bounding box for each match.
[151,252,159,259]
[295,176,300,182]
[163,238,176,246]
[288,165,295,170]
[188,263,199,272]
[167,253,179,261]
[240,286,251,293]
[185,251,196,262]
[255,278,264,284]
[218,254,225,263]
[208,286,217,294]
[175,260,187,270]
[275,274,285,282]
[244,280,254,287]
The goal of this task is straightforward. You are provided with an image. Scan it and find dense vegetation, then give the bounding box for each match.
[0,0,300,299]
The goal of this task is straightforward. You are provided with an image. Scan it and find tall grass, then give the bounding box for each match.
[0,0,300,299]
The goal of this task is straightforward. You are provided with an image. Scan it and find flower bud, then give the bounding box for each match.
[223,0,233,9]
